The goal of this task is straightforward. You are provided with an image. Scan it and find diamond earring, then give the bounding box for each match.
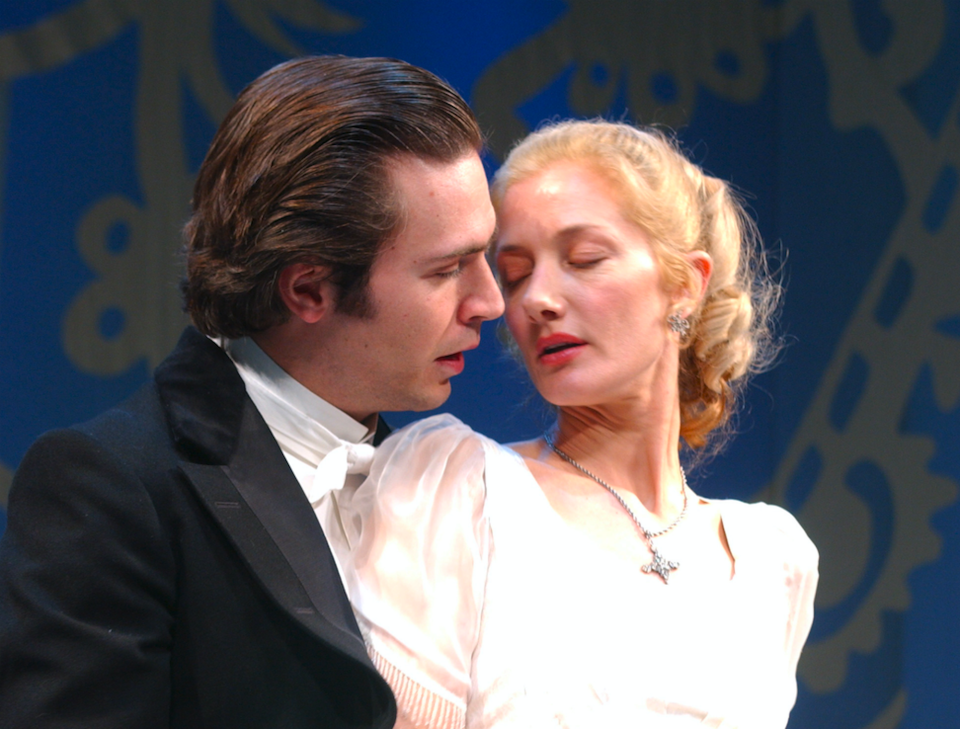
[667,312,691,341]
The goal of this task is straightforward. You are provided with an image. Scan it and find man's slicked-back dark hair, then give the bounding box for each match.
[182,55,483,338]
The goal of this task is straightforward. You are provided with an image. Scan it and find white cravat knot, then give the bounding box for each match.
[342,441,377,475]
[305,441,377,506]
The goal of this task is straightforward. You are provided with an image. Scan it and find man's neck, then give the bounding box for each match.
[224,336,374,442]
[250,327,376,424]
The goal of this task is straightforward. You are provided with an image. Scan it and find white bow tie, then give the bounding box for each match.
[303,440,376,506]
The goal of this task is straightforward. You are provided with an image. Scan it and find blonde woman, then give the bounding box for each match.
[334,120,818,729]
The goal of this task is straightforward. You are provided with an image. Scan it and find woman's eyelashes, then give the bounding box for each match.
[496,255,530,289]
[566,239,613,269]
[569,256,605,269]
[497,253,607,291]
[498,272,525,291]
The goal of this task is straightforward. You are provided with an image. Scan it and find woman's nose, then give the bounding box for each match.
[521,266,565,322]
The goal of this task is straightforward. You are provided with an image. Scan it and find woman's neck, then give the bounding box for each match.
[552,395,685,519]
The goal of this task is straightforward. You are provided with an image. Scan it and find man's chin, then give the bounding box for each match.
[410,382,452,412]
[379,382,452,415]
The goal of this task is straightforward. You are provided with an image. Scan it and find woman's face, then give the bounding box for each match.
[495,161,678,409]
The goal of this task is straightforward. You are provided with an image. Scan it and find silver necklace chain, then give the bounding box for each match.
[543,433,689,584]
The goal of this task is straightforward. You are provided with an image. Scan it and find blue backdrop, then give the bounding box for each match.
[2,2,958,727]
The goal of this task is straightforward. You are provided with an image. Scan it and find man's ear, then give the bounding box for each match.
[277,263,335,324]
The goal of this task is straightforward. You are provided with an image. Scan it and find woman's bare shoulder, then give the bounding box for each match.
[503,438,544,460]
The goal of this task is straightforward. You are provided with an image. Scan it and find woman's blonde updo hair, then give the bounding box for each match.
[491,119,781,454]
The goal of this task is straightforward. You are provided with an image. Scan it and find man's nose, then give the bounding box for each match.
[464,257,505,323]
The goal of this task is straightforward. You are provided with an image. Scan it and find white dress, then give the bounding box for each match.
[334,415,819,729]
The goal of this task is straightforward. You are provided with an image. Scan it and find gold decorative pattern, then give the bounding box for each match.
[772,0,959,699]
[0,0,361,374]
[474,0,792,158]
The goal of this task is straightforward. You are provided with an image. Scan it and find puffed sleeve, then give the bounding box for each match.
[720,500,819,728]
[768,505,819,673]
[336,414,491,729]
[737,501,819,670]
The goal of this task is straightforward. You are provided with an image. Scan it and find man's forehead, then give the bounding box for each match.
[383,149,471,174]
[381,151,492,239]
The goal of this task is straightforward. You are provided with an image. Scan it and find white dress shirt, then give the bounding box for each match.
[221,336,376,583]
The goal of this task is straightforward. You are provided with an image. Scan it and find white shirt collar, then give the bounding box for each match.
[222,336,371,444]
[219,336,376,505]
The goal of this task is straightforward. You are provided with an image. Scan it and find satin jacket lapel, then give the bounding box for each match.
[373,415,391,446]
[157,328,370,666]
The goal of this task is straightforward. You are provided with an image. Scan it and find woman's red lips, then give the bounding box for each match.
[536,333,585,357]
[536,334,586,365]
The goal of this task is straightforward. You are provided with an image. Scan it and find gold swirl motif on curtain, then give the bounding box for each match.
[0,0,362,507]
[773,5,958,728]
[473,2,958,728]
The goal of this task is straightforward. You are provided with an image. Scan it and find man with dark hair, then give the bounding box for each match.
[0,56,503,728]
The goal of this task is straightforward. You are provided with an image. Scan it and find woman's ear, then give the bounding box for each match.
[277,263,335,324]
[678,251,713,309]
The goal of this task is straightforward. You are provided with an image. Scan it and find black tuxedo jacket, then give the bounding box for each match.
[0,327,396,729]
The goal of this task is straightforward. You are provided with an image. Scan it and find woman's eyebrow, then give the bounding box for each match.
[497,224,607,254]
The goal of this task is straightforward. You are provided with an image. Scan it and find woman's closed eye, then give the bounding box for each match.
[496,257,532,289]
[565,238,613,269]
[569,256,606,269]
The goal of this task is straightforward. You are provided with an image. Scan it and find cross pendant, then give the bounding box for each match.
[641,547,680,584]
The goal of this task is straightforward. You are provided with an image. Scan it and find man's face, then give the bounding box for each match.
[316,152,504,419]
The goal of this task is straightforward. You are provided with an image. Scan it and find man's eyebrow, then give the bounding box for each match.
[424,242,491,263]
